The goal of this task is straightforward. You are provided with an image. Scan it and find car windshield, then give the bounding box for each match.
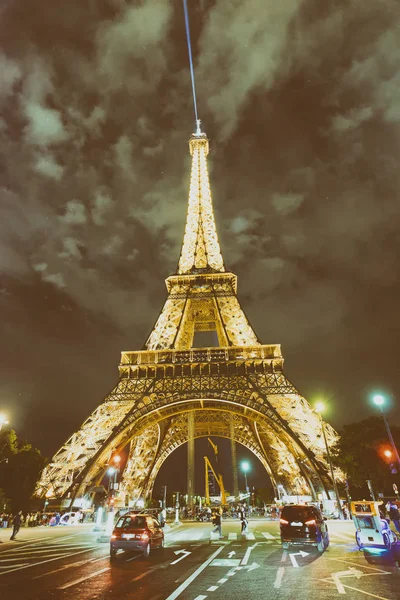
[115,516,146,529]
[281,506,315,522]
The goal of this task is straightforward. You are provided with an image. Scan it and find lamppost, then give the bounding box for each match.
[373,394,400,472]
[0,415,9,433]
[241,461,250,495]
[315,402,343,519]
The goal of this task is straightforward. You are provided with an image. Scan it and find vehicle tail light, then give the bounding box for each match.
[280,518,289,525]
[305,519,316,525]
[111,534,116,539]
[141,532,149,540]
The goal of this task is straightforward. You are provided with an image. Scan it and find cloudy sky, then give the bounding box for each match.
[1,0,400,460]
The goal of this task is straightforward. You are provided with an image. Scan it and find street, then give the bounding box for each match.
[0,519,399,600]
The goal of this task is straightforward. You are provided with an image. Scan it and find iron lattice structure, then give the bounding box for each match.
[36,126,342,504]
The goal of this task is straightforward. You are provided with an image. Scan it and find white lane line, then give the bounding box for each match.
[0,564,29,569]
[262,532,276,540]
[0,548,96,576]
[330,532,354,541]
[207,585,219,591]
[131,566,158,582]
[57,567,110,589]
[193,596,208,600]
[32,555,109,579]
[228,533,237,540]
[246,533,255,540]
[126,554,141,563]
[241,546,253,566]
[274,566,285,589]
[218,578,228,584]
[165,546,224,600]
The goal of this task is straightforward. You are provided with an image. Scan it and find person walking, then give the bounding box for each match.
[10,512,22,541]
[240,513,248,535]
[388,502,400,534]
[212,512,222,538]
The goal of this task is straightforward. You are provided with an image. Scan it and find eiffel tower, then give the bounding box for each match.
[36,121,341,507]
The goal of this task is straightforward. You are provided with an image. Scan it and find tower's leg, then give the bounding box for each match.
[230,415,239,499]
[187,411,195,509]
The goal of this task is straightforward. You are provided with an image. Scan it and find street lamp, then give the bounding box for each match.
[373,394,400,472]
[315,402,343,519]
[0,415,9,432]
[241,461,250,494]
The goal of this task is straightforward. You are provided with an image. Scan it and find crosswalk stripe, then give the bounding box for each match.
[262,532,276,540]
[228,533,237,540]
[246,533,255,540]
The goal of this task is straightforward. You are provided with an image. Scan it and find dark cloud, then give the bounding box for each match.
[1,0,400,457]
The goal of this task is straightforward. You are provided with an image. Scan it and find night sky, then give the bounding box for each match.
[1,0,400,492]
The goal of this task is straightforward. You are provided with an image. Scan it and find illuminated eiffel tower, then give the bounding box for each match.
[36,121,341,507]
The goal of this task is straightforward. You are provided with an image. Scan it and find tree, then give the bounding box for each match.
[0,429,46,512]
[332,416,400,499]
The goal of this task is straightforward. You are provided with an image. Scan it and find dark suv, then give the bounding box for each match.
[280,504,329,552]
[110,513,164,559]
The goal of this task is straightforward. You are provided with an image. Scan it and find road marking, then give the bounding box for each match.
[57,567,110,589]
[330,532,354,541]
[170,549,192,565]
[0,563,29,569]
[241,546,253,565]
[332,568,363,594]
[218,578,228,584]
[331,584,390,600]
[281,551,287,562]
[0,548,97,576]
[328,557,391,573]
[210,559,240,567]
[193,596,207,600]
[228,551,235,558]
[274,566,285,589]
[262,532,276,540]
[126,554,141,562]
[246,533,255,540]
[289,550,308,568]
[165,546,224,600]
[32,556,108,579]
[228,533,237,540]
[131,566,158,582]
[207,585,219,591]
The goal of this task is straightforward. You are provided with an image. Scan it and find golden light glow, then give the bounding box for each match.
[178,133,224,274]
[36,126,343,505]
[384,450,392,458]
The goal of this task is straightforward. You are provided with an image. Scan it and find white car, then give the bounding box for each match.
[60,511,81,525]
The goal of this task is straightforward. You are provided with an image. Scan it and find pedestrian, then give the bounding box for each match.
[10,512,22,540]
[212,512,222,538]
[240,513,248,535]
[388,502,400,534]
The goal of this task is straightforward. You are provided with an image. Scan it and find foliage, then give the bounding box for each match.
[332,416,400,499]
[0,429,46,512]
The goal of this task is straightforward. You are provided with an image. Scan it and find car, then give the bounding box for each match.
[279,504,329,552]
[59,511,81,525]
[110,513,164,559]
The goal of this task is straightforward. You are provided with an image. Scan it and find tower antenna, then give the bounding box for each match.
[182,0,200,132]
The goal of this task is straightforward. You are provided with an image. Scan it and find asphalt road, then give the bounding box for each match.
[0,518,399,600]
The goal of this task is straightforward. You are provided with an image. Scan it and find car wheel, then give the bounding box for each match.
[110,546,117,559]
[282,542,289,550]
[355,531,363,550]
[324,534,330,549]
[383,532,391,550]
[143,542,151,558]
[317,537,324,553]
